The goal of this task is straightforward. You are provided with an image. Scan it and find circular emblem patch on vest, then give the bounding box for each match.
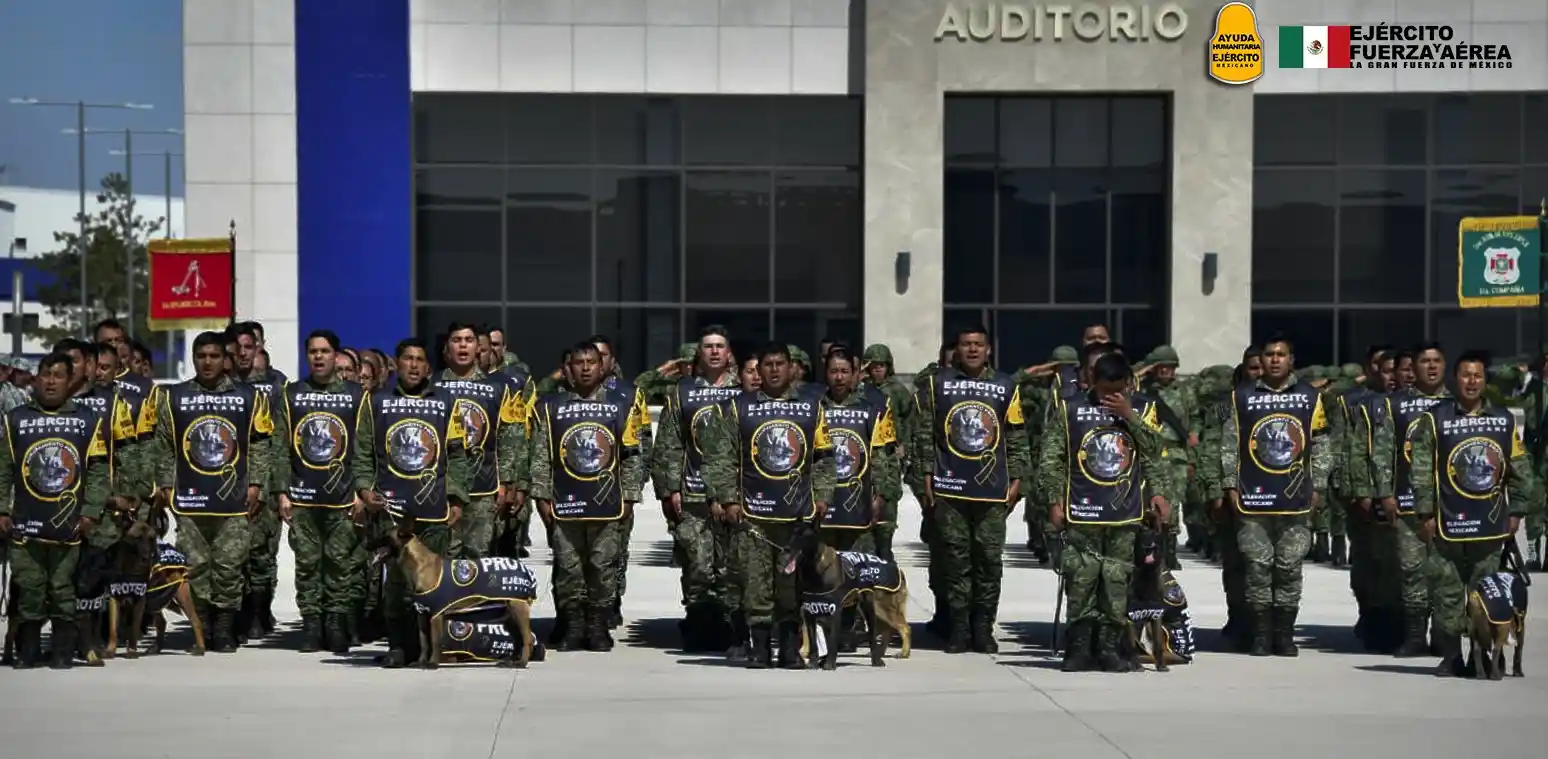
[448,619,474,641]
[451,558,479,587]
[184,416,239,473]
[454,398,489,450]
[1446,437,1505,497]
[829,427,868,483]
[386,420,440,475]
[560,422,616,479]
[688,405,717,455]
[22,439,81,498]
[295,412,347,469]
[752,420,806,479]
[1248,414,1305,474]
[945,401,999,458]
[1077,428,1134,486]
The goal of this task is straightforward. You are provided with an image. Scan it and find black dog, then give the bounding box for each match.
[778,520,911,671]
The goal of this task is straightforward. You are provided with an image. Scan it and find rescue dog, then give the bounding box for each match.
[73,540,112,667]
[1465,542,1528,681]
[383,518,535,669]
[778,519,911,670]
[1124,525,1192,672]
[105,515,205,658]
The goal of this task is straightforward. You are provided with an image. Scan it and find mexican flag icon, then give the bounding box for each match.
[1279,25,1352,68]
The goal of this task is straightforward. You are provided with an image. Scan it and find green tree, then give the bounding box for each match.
[27,173,165,345]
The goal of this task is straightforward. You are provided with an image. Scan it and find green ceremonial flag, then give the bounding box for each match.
[1457,215,1543,308]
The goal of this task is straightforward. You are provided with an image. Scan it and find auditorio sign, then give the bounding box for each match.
[935,2,1189,42]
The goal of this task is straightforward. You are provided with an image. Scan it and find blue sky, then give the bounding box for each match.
[0,0,184,195]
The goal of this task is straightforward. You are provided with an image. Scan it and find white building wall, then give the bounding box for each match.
[0,187,186,258]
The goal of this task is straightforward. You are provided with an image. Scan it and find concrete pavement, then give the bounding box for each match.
[2,492,1546,759]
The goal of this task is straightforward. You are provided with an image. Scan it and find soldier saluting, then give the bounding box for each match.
[152,331,275,654]
[1409,350,1537,677]
[0,353,111,668]
[530,341,650,652]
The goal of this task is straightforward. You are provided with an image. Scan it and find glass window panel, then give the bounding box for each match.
[682,96,774,166]
[997,170,1052,303]
[1110,169,1167,305]
[1434,94,1521,165]
[505,94,592,164]
[944,169,996,304]
[775,97,861,167]
[993,309,1111,372]
[1118,308,1166,360]
[1526,95,1548,164]
[1337,95,1428,166]
[1430,168,1521,303]
[686,309,769,351]
[498,307,593,377]
[773,309,862,360]
[1110,97,1167,169]
[413,94,503,164]
[774,170,861,304]
[1251,309,1335,368]
[415,168,502,206]
[1253,95,1335,166]
[1336,309,1426,366]
[1253,169,1336,303]
[416,305,505,348]
[415,210,502,301]
[595,96,680,166]
[1433,308,1519,364]
[1523,167,1548,217]
[945,97,998,164]
[596,307,681,378]
[505,169,592,302]
[685,172,771,303]
[1053,98,1109,169]
[999,99,1053,167]
[596,170,681,302]
[1054,169,1109,304]
[1338,169,1427,303]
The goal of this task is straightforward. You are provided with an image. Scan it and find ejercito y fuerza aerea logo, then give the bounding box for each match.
[1344,24,1512,69]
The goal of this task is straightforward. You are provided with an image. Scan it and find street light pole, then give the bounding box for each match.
[74,127,179,333]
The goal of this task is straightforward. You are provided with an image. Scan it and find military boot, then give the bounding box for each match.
[1096,624,1132,673]
[1433,634,1461,677]
[1248,609,1273,656]
[944,613,971,654]
[1201,536,1216,562]
[1272,608,1299,657]
[13,621,42,669]
[777,621,804,669]
[233,597,251,645]
[298,615,323,653]
[1330,536,1347,568]
[1060,621,1095,672]
[49,621,77,670]
[1311,532,1329,563]
[677,606,702,652]
[557,608,586,652]
[1164,534,1181,571]
[245,591,268,641]
[609,599,623,630]
[261,589,278,634]
[587,608,615,652]
[1394,610,1430,658]
[546,609,570,647]
[970,609,998,654]
[726,611,750,660]
[213,610,238,653]
[745,623,773,669]
[381,617,411,669]
[326,613,351,655]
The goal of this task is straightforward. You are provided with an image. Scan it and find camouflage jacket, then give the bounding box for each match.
[1035,389,1177,510]
[1219,372,1333,496]
[0,396,112,521]
[696,386,837,510]
[1144,377,1197,468]
[1341,384,1394,501]
[528,383,652,504]
[862,373,915,460]
[650,371,739,502]
[438,366,531,492]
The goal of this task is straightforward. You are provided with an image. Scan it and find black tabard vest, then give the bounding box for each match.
[5,404,103,543]
[823,394,884,529]
[370,388,455,523]
[1393,391,1445,515]
[237,368,286,403]
[440,606,533,662]
[671,379,740,498]
[438,375,508,497]
[538,386,635,521]
[284,380,367,507]
[1062,396,1145,526]
[1233,381,1319,515]
[928,370,1018,503]
[1473,571,1528,625]
[410,555,538,617]
[734,392,823,522]
[72,386,127,482]
[112,371,155,440]
[799,551,904,617]
[1428,403,1515,542]
[166,382,263,517]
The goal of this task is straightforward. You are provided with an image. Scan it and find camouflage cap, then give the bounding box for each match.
[1341,362,1363,379]
[1148,345,1180,366]
[1051,345,1078,364]
[13,358,34,373]
[862,343,893,364]
[787,345,810,366]
[0,356,10,368]
[1300,366,1324,382]
[677,342,698,362]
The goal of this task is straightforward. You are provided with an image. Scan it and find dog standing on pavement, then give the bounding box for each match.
[106,516,205,658]
[779,519,911,670]
[1466,543,1528,681]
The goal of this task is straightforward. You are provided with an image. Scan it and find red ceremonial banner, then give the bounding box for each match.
[147,237,235,330]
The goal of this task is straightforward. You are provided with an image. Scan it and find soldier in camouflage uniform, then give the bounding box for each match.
[861,343,913,562]
[0,357,30,413]
[1317,363,1363,567]
[1140,346,1195,570]
[490,346,536,560]
[1342,351,1396,651]
[913,340,954,635]
[228,323,289,641]
[1019,345,1078,565]
[635,343,698,406]
[1191,363,1236,574]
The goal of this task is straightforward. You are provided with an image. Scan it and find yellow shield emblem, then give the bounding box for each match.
[1208,2,1264,85]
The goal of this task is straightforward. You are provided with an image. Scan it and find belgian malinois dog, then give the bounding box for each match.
[779,518,911,670]
[1124,519,1185,672]
[1465,541,1528,681]
[105,513,205,659]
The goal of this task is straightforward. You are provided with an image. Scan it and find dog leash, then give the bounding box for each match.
[740,524,786,551]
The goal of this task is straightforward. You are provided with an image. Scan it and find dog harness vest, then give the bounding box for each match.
[6,403,106,544]
[927,369,1019,504]
[733,391,824,521]
[411,556,539,617]
[438,375,518,497]
[540,385,641,521]
[1062,394,1147,526]
[370,387,455,523]
[1393,391,1446,516]
[672,380,741,498]
[167,382,266,518]
[143,543,188,610]
[1127,570,1195,662]
[284,380,367,507]
[800,551,902,615]
[1473,571,1528,625]
[1233,381,1321,516]
[823,394,886,529]
[1428,403,1516,542]
[440,605,530,662]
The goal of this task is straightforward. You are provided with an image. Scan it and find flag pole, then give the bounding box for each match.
[228,219,237,328]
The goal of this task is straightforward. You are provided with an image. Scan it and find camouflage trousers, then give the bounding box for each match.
[9,540,78,622]
[869,498,898,562]
[492,499,532,559]
[1346,506,1375,607]
[1237,513,1312,610]
[245,501,282,594]
[1375,514,1430,613]
[1427,537,1505,637]
[1162,458,1187,531]
[1184,470,1209,542]
[383,521,450,621]
[551,518,625,616]
[288,507,362,617]
[935,498,1010,619]
[1061,524,1137,626]
[735,520,797,626]
[1313,491,1347,537]
[450,494,496,559]
[820,527,875,554]
[178,514,253,610]
[615,510,634,604]
[715,513,744,614]
[672,502,720,609]
[1527,499,1546,543]
[921,503,948,616]
[1215,509,1246,618]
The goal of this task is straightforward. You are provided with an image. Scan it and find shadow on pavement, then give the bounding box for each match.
[621,617,686,652]
[1297,623,1365,654]
[1355,663,1438,676]
[631,540,678,568]
[1001,620,1058,654]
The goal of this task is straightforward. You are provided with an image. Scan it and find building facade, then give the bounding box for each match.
[183,0,1548,379]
